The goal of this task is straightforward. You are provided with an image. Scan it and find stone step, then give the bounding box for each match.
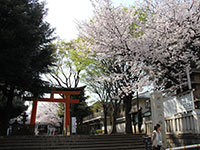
[0,136,143,141]
[0,135,144,143]
[0,144,145,150]
[0,141,143,147]
[0,139,143,146]
[0,137,142,143]
[0,134,144,139]
[0,142,144,149]
[0,134,145,150]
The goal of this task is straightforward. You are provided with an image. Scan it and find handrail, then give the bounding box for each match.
[166,144,200,150]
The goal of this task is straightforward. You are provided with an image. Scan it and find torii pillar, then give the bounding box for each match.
[30,91,80,136]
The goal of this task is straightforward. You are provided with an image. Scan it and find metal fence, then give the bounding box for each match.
[166,144,200,150]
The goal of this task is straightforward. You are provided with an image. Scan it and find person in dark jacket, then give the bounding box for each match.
[138,107,143,133]
[132,112,138,134]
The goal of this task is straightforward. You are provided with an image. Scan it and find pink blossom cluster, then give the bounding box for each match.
[77,0,200,95]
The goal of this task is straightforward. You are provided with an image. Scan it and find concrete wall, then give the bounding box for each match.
[166,133,200,148]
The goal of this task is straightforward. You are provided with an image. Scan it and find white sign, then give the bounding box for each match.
[163,92,194,117]
[177,93,194,113]
[71,117,76,134]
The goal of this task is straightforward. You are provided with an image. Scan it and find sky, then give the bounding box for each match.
[43,0,135,42]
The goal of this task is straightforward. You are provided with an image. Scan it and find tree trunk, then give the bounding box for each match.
[110,107,118,134]
[103,104,108,134]
[1,87,14,135]
[124,94,133,134]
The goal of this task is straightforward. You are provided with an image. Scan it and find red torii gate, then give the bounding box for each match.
[29,89,82,135]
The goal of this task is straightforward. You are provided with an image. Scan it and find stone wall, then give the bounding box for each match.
[166,133,200,148]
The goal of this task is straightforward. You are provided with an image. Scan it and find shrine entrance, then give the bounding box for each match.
[28,87,84,135]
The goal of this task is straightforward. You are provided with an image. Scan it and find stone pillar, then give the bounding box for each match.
[193,109,200,133]
[150,91,167,148]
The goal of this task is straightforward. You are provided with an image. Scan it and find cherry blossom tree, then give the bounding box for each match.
[142,0,200,91]
[83,58,123,134]
[36,102,61,126]
[77,0,200,134]
[77,0,150,134]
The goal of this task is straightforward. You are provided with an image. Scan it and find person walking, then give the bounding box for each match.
[152,124,162,150]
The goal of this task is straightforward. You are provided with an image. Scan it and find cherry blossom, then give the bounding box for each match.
[142,0,200,91]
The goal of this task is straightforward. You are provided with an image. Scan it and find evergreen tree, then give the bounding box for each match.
[0,0,56,135]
